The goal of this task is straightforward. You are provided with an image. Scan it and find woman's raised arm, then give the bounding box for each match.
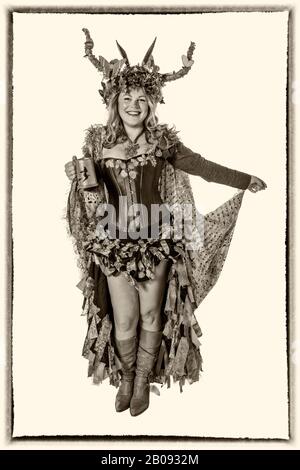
[166,142,253,190]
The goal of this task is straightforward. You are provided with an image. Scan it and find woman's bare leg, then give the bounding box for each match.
[107,273,140,340]
[129,260,169,416]
[138,259,170,331]
[107,272,140,412]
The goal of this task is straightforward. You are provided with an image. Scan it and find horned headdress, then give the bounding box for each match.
[82,28,196,106]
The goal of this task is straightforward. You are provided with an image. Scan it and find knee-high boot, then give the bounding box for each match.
[130,328,163,417]
[114,335,137,412]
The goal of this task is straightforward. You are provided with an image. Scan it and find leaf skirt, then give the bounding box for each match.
[85,220,187,289]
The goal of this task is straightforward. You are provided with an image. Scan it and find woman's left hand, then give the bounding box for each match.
[248,175,267,193]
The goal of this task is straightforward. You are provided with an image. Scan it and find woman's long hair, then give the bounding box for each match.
[103,89,171,148]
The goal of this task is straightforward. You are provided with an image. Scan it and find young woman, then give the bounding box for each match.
[65,29,267,417]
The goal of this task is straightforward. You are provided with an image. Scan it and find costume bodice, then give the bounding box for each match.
[96,133,172,239]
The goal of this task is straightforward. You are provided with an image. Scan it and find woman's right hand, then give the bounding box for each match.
[64,160,76,181]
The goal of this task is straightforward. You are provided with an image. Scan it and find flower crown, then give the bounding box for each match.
[82,28,196,106]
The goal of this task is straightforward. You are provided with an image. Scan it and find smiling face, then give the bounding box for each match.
[117,88,149,129]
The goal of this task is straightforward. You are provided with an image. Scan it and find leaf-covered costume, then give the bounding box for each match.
[66,124,251,390]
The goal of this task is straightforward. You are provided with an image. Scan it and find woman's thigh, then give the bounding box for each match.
[106,272,140,336]
[138,259,170,319]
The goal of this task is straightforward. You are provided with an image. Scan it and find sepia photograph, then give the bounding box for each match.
[8,5,289,442]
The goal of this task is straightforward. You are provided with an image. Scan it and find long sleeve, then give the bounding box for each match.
[167,142,252,190]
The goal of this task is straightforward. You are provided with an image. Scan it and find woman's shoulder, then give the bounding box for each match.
[83,123,107,142]
[81,123,107,158]
[153,124,181,151]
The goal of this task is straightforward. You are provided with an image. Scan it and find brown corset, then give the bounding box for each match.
[97,153,171,239]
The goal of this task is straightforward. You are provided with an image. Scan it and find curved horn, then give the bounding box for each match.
[142,37,157,66]
[116,40,130,66]
[82,28,110,74]
[162,41,196,82]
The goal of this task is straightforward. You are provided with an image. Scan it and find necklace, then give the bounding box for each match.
[124,141,140,158]
[124,129,144,158]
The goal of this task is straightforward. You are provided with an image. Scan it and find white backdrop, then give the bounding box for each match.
[12,11,288,438]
